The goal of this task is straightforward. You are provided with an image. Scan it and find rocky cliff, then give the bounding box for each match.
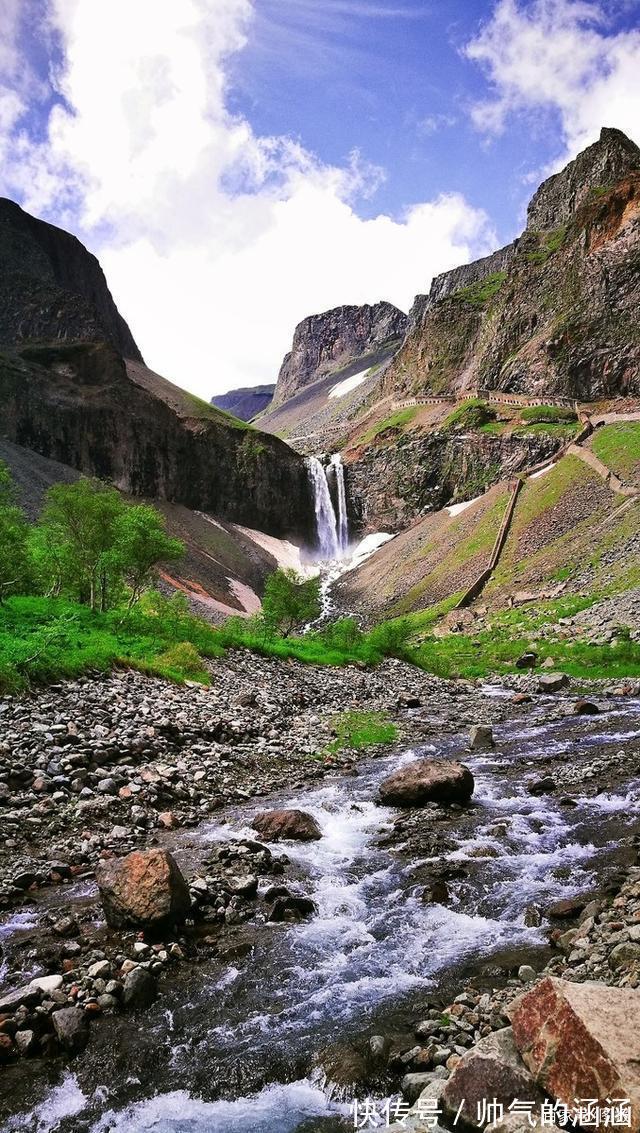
[272,301,407,407]
[0,201,314,542]
[211,384,275,421]
[348,429,561,532]
[0,198,142,360]
[383,128,640,402]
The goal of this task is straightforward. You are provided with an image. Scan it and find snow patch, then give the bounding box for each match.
[447,495,482,517]
[328,368,370,399]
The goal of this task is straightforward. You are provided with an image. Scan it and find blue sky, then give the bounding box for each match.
[227,0,558,244]
[1,0,640,395]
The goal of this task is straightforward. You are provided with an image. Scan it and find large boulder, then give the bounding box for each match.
[508,976,640,1130]
[251,809,322,842]
[96,848,191,930]
[378,759,474,807]
[441,1027,541,1128]
[51,1006,89,1054]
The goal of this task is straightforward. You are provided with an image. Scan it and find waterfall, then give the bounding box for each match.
[307,456,339,560]
[329,453,349,553]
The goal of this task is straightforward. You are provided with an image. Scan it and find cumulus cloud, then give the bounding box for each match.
[0,0,495,396]
[465,0,640,161]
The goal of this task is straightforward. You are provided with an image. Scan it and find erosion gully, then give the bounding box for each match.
[3,689,640,1133]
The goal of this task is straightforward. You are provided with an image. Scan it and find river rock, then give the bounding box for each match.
[508,976,640,1130]
[441,1027,541,1128]
[573,699,601,715]
[538,673,569,693]
[378,759,474,807]
[122,967,157,1008]
[251,809,322,842]
[95,848,191,929]
[52,1006,89,1053]
[469,724,494,749]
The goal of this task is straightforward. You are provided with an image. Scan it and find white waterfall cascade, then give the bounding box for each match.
[329,453,349,553]
[307,456,340,560]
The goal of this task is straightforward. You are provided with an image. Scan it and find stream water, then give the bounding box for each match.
[3,694,640,1133]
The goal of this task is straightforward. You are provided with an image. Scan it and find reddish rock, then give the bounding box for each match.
[378,759,474,807]
[157,811,179,829]
[573,699,600,715]
[251,809,322,842]
[95,848,191,930]
[508,977,640,1130]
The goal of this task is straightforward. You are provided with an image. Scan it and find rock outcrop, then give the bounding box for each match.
[211,384,275,421]
[0,198,142,360]
[0,200,314,540]
[96,848,191,929]
[272,301,407,407]
[508,977,640,1131]
[378,759,474,807]
[441,1028,542,1128]
[383,128,640,402]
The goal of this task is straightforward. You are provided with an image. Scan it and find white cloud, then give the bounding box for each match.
[465,0,640,162]
[0,0,495,396]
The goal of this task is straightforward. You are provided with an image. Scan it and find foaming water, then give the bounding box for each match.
[8,697,640,1133]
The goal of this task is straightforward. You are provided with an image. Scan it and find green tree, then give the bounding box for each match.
[111,505,183,608]
[35,479,125,611]
[0,461,30,602]
[261,568,321,637]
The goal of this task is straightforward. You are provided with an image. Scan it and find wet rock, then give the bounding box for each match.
[14,1028,38,1056]
[469,725,494,750]
[517,965,536,983]
[122,966,157,1008]
[52,1006,89,1053]
[378,759,474,807]
[267,895,316,922]
[546,896,588,920]
[527,776,555,796]
[441,1027,541,1128]
[0,985,42,1013]
[96,848,191,930]
[422,879,450,904]
[369,1034,390,1065]
[538,673,570,693]
[512,692,532,704]
[573,699,601,715]
[315,1040,374,1092]
[251,809,322,842]
[401,1072,445,1104]
[508,977,640,1129]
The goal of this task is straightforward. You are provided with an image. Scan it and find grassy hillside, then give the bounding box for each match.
[590,421,640,484]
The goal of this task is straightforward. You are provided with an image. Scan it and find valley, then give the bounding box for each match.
[2,124,640,1133]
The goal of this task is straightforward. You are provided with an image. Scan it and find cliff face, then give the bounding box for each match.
[384,128,640,402]
[0,198,142,360]
[348,430,561,533]
[0,200,314,542]
[273,301,407,407]
[211,384,275,421]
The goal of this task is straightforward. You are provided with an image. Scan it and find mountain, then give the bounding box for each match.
[271,301,407,407]
[211,384,275,421]
[382,128,640,403]
[0,199,313,543]
[259,301,407,444]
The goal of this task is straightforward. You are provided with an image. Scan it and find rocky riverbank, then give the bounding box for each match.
[3,657,640,1130]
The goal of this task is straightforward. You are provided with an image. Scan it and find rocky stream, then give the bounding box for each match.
[2,664,640,1132]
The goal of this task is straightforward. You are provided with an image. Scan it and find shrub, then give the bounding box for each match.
[155,641,208,681]
[520,405,577,425]
[443,399,497,432]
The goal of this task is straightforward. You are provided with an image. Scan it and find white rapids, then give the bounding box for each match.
[7,698,640,1132]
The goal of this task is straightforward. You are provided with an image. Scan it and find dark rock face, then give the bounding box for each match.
[384,128,640,402]
[0,199,314,540]
[273,301,407,406]
[211,384,275,421]
[527,126,640,231]
[0,198,142,360]
[348,429,560,532]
